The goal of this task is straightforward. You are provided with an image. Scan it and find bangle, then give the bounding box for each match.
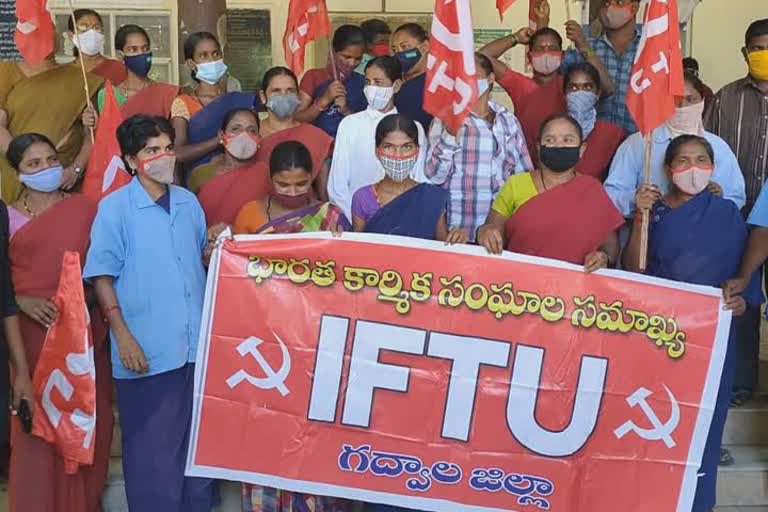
[104,304,121,316]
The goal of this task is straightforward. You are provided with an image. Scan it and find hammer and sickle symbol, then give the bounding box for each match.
[226,335,292,396]
[614,385,680,448]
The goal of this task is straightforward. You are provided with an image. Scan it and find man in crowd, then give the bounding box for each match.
[426,53,533,242]
[707,18,768,406]
[85,115,219,511]
[392,23,433,130]
[356,19,392,74]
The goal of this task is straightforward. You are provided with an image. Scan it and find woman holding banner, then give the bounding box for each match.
[351,114,465,243]
[255,66,333,200]
[623,134,761,511]
[477,114,623,270]
[233,140,348,235]
[4,133,112,512]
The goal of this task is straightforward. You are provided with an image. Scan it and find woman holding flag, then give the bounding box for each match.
[4,133,112,512]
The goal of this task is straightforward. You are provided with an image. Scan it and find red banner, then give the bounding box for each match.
[424,0,478,134]
[32,252,96,475]
[283,0,332,76]
[627,0,685,136]
[188,234,730,512]
[14,0,55,64]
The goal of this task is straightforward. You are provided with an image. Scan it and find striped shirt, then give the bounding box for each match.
[705,77,768,211]
[425,101,534,240]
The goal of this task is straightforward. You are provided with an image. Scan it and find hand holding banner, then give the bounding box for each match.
[188,233,730,512]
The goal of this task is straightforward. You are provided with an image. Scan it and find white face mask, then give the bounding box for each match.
[73,29,105,56]
[666,101,705,138]
[364,85,395,111]
[477,79,490,96]
[224,132,260,160]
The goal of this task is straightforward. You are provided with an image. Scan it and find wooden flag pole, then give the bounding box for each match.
[68,0,95,144]
[328,45,338,81]
[638,130,654,271]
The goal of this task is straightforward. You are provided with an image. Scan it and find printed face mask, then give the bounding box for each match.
[19,165,63,192]
[601,4,635,30]
[195,59,228,85]
[539,146,581,173]
[267,94,301,120]
[124,53,153,78]
[530,51,563,75]
[566,91,599,139]
[73,29,105,56]
[394,48,422,75]
[364,85,395,111]
[224,132,260,160]
[137,153,175,184]
[378,151,418,182]
[671,164,714,195]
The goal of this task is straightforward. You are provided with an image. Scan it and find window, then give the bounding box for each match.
[53,10,176,84]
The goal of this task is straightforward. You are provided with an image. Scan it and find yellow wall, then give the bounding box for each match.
[689,0,762,93]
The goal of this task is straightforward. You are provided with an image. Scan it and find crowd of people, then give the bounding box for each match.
[0,1,766,511]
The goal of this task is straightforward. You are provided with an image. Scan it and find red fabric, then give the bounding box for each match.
[120,83,180,119]
[198,162,271,226]
[496,0,518,20]
[8,196,112,512]
[283,0,331,76]
[424,0,478,134]
[84,82,130,203]
[626,0,684,135]
[32,252,96,475]
[510,75,566,162]
[575,121,628,181]
[300,68,332,97]
[496,69,541,107]
[91,59,127,85]
[505,174,624,265]
[254,124,332,178]
[14,0,54,64]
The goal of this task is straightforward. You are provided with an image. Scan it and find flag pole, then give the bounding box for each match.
[328,45,338,81]
[639,130,653,271]
[68,0,95,144]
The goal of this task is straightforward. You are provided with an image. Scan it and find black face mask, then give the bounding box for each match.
[539,146,581,173]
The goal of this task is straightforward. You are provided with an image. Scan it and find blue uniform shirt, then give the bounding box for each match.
[84,178,208,379]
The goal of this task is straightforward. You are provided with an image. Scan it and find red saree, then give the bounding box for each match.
[92,58,127,85]
[198,161,271,226]
[505,174,624,265]
[120,82,180,119]
[575,121,627,181]
[8,195,113,512]
[254,124,332,178]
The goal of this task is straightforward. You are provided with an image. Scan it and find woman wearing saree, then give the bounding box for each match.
[623,134,760,512]
[477,114,623,270]
[351,114,465,243]
[92,25,178,118]
[5,134,112,512]
[256,66,333,200]
[67,9,126,85]
[234,141,348,235]
[0,55,102,201]
[171,32,258,171]
[189,109,260,193]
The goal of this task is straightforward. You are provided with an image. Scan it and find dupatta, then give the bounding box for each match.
[198,162,271,226]
[254,124,332,179]
[120,82,180,119]
[505,174,624,265]
[365,183,448,240]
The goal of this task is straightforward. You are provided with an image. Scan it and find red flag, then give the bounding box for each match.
[14,0,55,65]
[83,82,131,202]
[425,0,478,135]
[626,0,685,136]
[496,0,518,21]
[283,0,332,76]
[32,252,96,475]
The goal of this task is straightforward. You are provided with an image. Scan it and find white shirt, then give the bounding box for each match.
[328,106,429,221]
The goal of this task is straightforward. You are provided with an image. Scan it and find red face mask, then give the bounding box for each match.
[372,43,391,57]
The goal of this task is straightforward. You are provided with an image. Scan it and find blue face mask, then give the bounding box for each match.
[19,165,63,192]
[195,59,228,85]
[124,52,153,78]
[394,48,422,75]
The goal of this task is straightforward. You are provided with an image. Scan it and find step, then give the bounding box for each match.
[717,446,768,506]
[723,397,768,446]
